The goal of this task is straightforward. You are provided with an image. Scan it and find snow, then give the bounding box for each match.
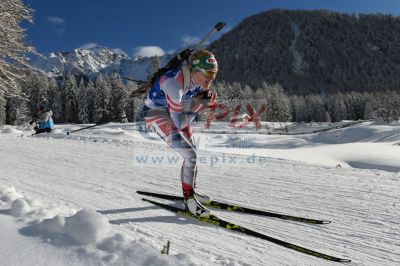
[0,186,193,265]
[1,125,23,135]
[0,121,399,265]
[30,46,174,81]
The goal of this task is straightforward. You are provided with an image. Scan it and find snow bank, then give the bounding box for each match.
[10,198,31,216]
[1,125,23,134]
[64,210,111,244]
[94,234,193,265]
[26,209,112,245]
[0,186,24,202]
[0,186,194,265]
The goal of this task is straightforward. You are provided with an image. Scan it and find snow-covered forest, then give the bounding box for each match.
[210,10,400,94]
[1,72,400,125]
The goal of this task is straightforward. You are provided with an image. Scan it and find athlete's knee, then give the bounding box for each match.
[189,152,197,165]
[184,150,197,167]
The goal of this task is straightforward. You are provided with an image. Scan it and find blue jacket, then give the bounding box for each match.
[37,110,55,129]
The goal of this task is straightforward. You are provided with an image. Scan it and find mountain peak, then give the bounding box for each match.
[31,45,173,81]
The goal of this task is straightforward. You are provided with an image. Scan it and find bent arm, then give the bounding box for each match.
[37,111,51,123]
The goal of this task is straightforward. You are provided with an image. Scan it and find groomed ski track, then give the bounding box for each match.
[0,129,399,265]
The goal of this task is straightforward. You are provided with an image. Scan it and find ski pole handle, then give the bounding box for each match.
[195,22,226,49]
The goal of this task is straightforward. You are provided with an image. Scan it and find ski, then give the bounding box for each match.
[137,190,330,224]
[142,198,351,263]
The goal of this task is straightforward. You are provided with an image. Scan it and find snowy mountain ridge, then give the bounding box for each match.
[31,45,172,81]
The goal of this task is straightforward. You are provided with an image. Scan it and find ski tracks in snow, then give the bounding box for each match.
[0,133,399,265]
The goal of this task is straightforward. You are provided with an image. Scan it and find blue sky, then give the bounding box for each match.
[24,0,400,57]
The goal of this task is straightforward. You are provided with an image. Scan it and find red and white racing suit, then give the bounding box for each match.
[143,67,208,195]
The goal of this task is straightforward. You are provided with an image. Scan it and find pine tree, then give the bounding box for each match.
[214,81,243,121]
[47,77,62,122]
[227,82,243,107]
[345,92,366,120]
[77,78,89,123]
[378,90,400,123]
[0,0,35,98]
[0,97,7,125]
[290,95,308,122]
[254,87,267,122]
[389,91,400,122]
[326,93,347,122]
[126,81,141,122]
[242,85,255,100]
[93,75,111,123]
[264,83,292,122]
[240,85,257,118]
[109,76,128,121]
[22,72,49,116]
[86,80,96,122]
[6,90,29,125]
[365,92,380,121]
[63,74,78,123]
[306,94,326,122]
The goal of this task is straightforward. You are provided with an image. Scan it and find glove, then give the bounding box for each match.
[29,120,36,125]
[195,88,217,108]
[180,125,193,139]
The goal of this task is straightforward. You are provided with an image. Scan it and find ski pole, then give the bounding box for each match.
[66,116,127,135]
[66,123,103,135]
[119,76,147,84]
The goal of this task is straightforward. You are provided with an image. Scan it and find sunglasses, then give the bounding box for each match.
[199,69,217,79]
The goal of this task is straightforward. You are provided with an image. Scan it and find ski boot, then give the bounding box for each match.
[183,189,211,217]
